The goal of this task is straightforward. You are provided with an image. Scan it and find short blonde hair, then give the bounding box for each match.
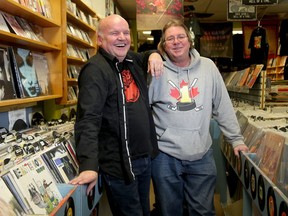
[158,19,193,55]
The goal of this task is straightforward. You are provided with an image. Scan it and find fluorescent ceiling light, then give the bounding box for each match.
[143,31,151,35]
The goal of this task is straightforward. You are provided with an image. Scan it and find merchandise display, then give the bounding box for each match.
[0,0,287,215]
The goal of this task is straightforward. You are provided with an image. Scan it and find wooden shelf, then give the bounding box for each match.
[0,0,63,108]
[57,0,97,105]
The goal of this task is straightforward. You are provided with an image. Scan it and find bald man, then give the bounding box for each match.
[70,14,163,216]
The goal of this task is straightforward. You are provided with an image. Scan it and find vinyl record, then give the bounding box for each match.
[279,201,288,216]
[236,154,242,176]
[65,197,75,216]
[267,187,277,216]
[87,186,95,210]
[258,175,265,211]
[250,167,257,199]
[244,159,250,189]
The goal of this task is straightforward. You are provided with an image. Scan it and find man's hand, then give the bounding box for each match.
[233,144,249,158]
[69,170,98,195]
[148,52,164,78]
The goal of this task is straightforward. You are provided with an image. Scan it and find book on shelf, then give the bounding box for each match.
[8,47,41,98]
[1,12,28,38]
[0,11,10,33]
[0,46,18,100]
[41,142,78,184]
[0,177,26,216]
[32,51,51,95]
[256,130,285,183]
[7,154,63,215]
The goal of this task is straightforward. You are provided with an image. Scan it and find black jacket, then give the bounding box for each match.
[75,48,159,182]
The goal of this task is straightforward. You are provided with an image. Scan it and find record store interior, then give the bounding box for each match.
[1,0,288,215]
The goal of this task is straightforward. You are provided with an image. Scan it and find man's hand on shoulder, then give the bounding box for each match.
[148,52,164,78]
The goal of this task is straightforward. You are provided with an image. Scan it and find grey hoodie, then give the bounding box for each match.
[149,48,244,161]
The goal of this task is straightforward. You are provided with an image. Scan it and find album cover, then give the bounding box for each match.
[256,131,285,183]
[0,11,10,33]
[0,177,25,215]
[1,12,28,38]
[9,154,63,214]
[41,143,78,183]
[8,47,41,98]
[245,64,264,88]
[15,17,40,41]
[0,46,17,100]
[32,51,51,95]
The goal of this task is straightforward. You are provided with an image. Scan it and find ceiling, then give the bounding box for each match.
[114,0,288,22]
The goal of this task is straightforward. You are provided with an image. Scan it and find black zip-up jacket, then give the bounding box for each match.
[75,48,159,182]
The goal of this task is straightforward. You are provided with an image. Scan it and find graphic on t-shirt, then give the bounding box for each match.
[167,78,203,111]
[254,36,262,49]
[121,69,140,102]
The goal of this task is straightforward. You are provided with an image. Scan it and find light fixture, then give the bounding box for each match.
[143,31,151,35]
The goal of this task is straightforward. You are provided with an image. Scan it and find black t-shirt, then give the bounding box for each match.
[120,67,152,159]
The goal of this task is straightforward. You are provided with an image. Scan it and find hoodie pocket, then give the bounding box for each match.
[159,127,207,160]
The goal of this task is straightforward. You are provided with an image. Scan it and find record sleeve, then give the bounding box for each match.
[256,131,285,183]
[0,11,10,32]
[8,47,41,98]
[41,143,78,183]
[0,177,26,215]
[9,154,63,214]
[32,51,51,95]
[1,12,28,38]
[0,46,17,100]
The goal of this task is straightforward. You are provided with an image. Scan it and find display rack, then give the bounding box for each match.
[0,0,62,109]
[211,117,288,216]
[266,56,287,81]
[57,0,97,105]
[227,70,266,109]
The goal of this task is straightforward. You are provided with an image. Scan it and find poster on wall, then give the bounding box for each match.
[227,0,257,21]
[136,0,183,30]
[199,22,233,58]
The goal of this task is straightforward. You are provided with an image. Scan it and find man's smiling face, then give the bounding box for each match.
[98,15,131,62]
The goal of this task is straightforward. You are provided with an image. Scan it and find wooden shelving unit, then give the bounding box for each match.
[266,56,287,81]
[57,0,97,105]
[0,0,63,109]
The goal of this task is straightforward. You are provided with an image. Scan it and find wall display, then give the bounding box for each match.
[199,22,233,58]
[227,0,256,21]
[136,0,183,30]
[242,20,279,60]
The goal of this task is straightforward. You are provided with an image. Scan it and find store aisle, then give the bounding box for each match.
[97,182,225,216]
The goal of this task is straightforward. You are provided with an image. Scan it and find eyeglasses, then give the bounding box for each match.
[165,34,187,44]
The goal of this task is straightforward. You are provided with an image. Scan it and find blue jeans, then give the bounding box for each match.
[102,156,151,216]
[152,150,217,216]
